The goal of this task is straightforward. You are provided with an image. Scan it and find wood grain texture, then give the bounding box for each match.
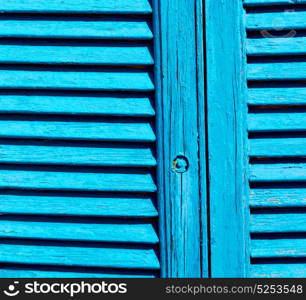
[0,0,152,14]
[250,264,306,278]
[245,0,306,5]
[0,94,155,116]
[0,19,153,40]
[248,113,306,132]
[246,11,306,30]
[250,188,306,207]
[0,120,155,142]
[0,44,153,65]
[247,37,306,56]
[0,268,156,278]
[248,88,306,106]
[248,62,306,81]
[0,241,160,269]
[0,169,156,192]
[0,194,158,217]
[252,239,306,258]
[155,0,205,278]
[250,163,306,182]
[0,143,156,167]
[251,213,306,232]
[0,218,158,244]
[250,137,306,157]
[0,69,154,91]
[206,0,248,277]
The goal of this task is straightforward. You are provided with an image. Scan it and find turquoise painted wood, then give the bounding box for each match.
[154,0,207,278]
[250,188,306,207]
[0,0,153,13]
[206,0,249,277]
[244,0,306,278]
[0,69,154,91]
[0,120,156,141]
[0,44,154,65]
[0,19,153,39]
[0,241,160,269]
[0,194,158,217]
[0,268,157,278]
[245,0,306,5]
[0,0,160,278]
[0,93,155,116]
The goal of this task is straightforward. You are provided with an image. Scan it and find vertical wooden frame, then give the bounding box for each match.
[153,0,208,277]
[205,0,249,277]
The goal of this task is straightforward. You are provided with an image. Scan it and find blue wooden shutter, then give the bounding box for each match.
[245,0,306,277]
[0,0,160,278]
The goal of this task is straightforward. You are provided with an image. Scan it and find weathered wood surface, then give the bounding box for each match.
[206,0,248,277]
[0,193,158,217]
[0,0,152,13]
[0,19,153,40]
[155,0,206,277]
[0,241,160,269]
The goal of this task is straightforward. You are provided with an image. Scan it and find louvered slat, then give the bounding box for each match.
[0,0,152,14]
[245,0,306,5]
[0,241,160,270]
[0,44,153,65]
[250,188,306,207]
[250,163,306,182]
[0,19,153,40]
[0,94,155,116]
[0,143,156,167]
[0,69,154,91]
[250,138,306,157]
[248,62,306,81]
[246,12,306,30]
[250,264,306,278]
[0,268,156,278]
[248,88,306,106]
[0,194,158,217]
[251,214,306,232]
[247,37,306,56]
[252,239,306,258]
[248,113,306,132]
[0,120,155,142]
[0,218,158,244]
[0,169,156,192]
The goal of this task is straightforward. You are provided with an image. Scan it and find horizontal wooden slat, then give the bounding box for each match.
[251,213,306,232]
[0,120,155,142]
[0,70,154,91]
[248,87,306,106]
[248,113,306,132]
[250,137,306,157]
[0,169,156,192]
[0,268,156,278]
[250,188,306,207]
[245,0,306,5]
[0,242,160,269]
[246,12,306,30]
[0,218,158,244]
[248,62,306,81]
[0,144,156,167]
[0,194,158,217]
[0,94,155,116]
[247,37,306,56]
[0,44,153,65]
[250,263,306,278]
[0,0,152,14]
[250,163,306,182]
[0,19,153,40]
[252,238,306,258]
